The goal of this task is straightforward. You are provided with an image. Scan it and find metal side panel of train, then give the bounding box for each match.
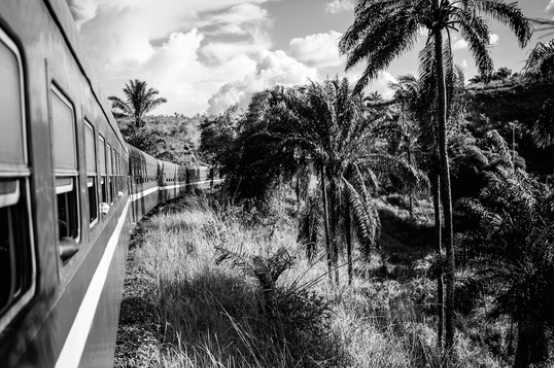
[128,145,160,223]
[0,1,130,367]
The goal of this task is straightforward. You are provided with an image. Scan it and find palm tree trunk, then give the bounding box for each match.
[434,27,455,353]
[330,181,340,285]
[402,101,414,218]
[320,164,333,283]
[433,173,444,349]
[345,201,353,286]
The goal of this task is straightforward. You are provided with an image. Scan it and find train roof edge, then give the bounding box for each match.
[42,0,128,152]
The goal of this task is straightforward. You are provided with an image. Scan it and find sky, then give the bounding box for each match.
[67,0,553,117]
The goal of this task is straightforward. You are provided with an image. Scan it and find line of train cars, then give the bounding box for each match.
[0,0,215,367]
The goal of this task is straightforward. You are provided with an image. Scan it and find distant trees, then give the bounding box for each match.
[200,106,241,180]
[339,0,531,353]
[109,79,167,130]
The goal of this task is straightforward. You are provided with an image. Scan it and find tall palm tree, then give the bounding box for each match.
[109,79,167,129]
[388,75,421,217]
[268,78,420,285]
[339,0,531,351]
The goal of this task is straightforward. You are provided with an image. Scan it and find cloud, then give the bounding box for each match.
[451,33,499,51]
[324,0,354,14]
[352,71,397,100]
[489,33,500,45]
[207,49,318,114]
[547,0,554,12]
[73,0,287,116]
[200,3,271,37]
[461,59,468,69]
[452,38,468,50]
[288,31,344,69]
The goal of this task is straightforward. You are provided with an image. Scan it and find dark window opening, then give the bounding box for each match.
[56,177,79,240]
[101,177,108,204]
[0,180,33,317]
[87,178,98,224]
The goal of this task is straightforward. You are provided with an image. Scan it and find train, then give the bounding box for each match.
[0,1,216,367]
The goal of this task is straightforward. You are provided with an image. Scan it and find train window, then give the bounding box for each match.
[84,121,98,226]
[50,87,80,259]
[106,144,113,205]
[99,136,108,207]
[0,29,36,332]
[112,148,116,200]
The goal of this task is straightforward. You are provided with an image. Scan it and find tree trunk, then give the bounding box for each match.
[434,28,456,353]
[330,180,340,285]
[433,173,444,349]
[402,101,414,218]
[320,164,333,283]
[345,201,353,286]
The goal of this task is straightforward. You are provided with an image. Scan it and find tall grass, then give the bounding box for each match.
[114,195,506,368]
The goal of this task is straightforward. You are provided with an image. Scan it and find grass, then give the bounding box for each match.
[114,194,509,368]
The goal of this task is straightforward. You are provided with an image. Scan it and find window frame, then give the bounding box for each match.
[98,135,109,209]
[50,85,81,260]
[0,27,37,332]
[84,119,98,228]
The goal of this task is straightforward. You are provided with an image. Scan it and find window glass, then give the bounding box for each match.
[51,92,76,172]
[84,122,96,174]
[50,87,79,252]
[106,145,112,176]
[99,136,106,175]
[84,121,98,225]
[0,38,25,166]
[0,28,35,332]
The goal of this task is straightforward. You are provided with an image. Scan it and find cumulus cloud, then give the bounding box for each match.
[207,49,318,114]
[72,0,290,115]
[200,3,271,37]
[547,0,554,12]
[348,71,397,100]
[288,31,344,69]
[451,33,498,51]
[489,33,500,45]
[325,0,354,14]
[452,38,468,50]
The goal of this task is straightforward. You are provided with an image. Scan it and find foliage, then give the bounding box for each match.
[116,115,202,165]
[199,105,240,174]
[109,79,167,129]
[463,81,554,177]
[523,39,554,81]
[455,132,554,367]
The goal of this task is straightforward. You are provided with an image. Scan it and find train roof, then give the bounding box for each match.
[43,0,128,152]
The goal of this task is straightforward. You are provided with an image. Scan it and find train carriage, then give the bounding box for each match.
[128,145,159,223]
[0,1,216,367]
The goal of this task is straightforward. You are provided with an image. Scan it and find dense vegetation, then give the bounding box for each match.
[111,2,553,367]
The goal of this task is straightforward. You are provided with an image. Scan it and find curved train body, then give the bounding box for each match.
[0,1,212,367]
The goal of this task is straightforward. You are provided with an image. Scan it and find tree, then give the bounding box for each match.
[199,106,241,181]
[339,0,531,353]
[108,79,167,130]
[493,67,513,80]
[269,78,420,286]
[456,131,553,367]
[388,75,421,217]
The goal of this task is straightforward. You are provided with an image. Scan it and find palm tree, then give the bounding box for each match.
[268,78,420,286]
[456,131,553,367]
[339,0,531,351]
[388,75,421,217]
[108,79,167,130]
